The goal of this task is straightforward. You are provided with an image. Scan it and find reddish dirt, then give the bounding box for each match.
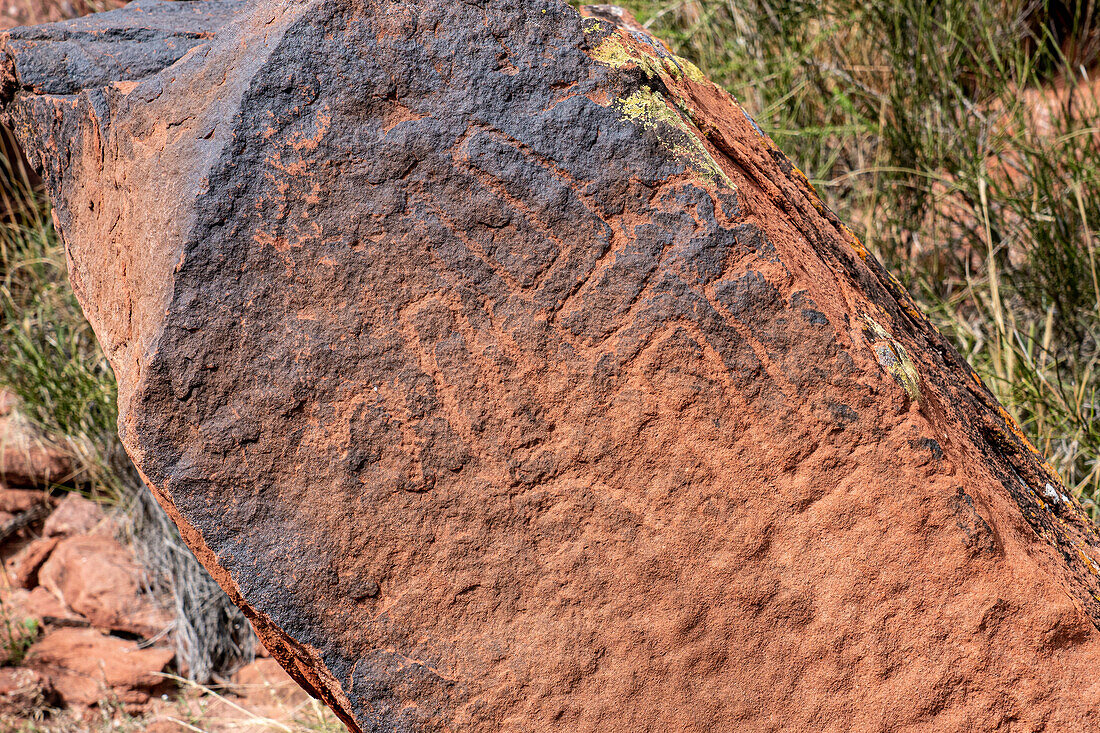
[0,0,124,29]
[0,666,55,716]
[3,1,1100,731]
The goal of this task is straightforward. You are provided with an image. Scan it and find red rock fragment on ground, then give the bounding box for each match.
[0,666,55,716]
[42,492,105,538]
[38,533,173,638]
[4,1,1100,731]
[0,486,49,513]
[7,535,59,588]
[24,627,173,707]
[8,585,86,625]
[0,413,72,486]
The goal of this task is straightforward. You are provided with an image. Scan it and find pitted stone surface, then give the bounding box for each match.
[5,1,1100,730]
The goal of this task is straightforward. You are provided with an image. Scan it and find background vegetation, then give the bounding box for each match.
[589,0,1100,515]
[0,142,256,683]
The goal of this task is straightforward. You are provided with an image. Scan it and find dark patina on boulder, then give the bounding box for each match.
[4,1,1100,730]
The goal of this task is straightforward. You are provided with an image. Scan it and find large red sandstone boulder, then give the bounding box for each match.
[3,1,1100,730]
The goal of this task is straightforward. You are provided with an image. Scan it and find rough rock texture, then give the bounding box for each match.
[4,0,1100,730]
[9,536,60,588]
[9,584,85,624]
[42,491,105,537]
[0,666,55,716]
[38,533,174,637]
[24,627,174,706]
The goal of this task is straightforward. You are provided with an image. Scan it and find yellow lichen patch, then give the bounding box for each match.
[839,222,869,260]
[862,314,921,401]
[613,87,733,188]
[616,87,679,127]
[589,31,706,87]
[590,34,665,79]
[678,58,707,84]
[657,55,707,84]
[1076,545,1100,575]
[586,31,736,188]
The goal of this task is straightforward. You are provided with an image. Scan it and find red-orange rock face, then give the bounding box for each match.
[24,627,174,707]
[4,1,1100,730]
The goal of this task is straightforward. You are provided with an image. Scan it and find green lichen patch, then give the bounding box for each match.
[862,314,921,401]
[612,87,733,188]
[586,32,734,188]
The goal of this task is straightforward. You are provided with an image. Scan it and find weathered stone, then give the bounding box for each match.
[8,585,86,625]
[0,0,239,96]
[7,535,60,588]
[42,492,105,537]
[0,666,55,717]
[38,533,174,638]
[0,485,50,513]
[4,1,1100,730]
[24,627,174,707]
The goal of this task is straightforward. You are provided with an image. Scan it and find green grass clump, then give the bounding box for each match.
[0,147,124,501]
[0,141,256,684]
[597,0,1100,516]
[0,613,39,666]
